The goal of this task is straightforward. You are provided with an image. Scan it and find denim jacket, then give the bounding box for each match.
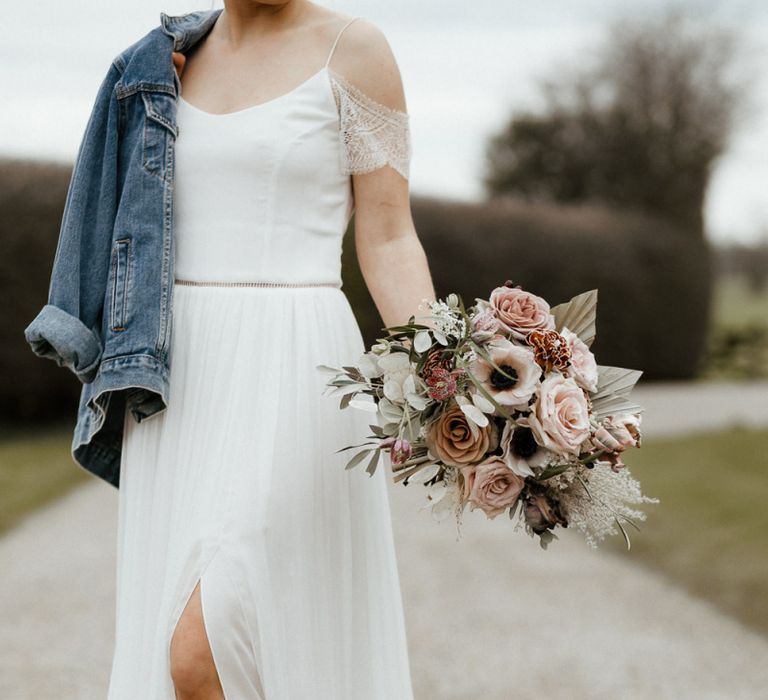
[24,9,224,488]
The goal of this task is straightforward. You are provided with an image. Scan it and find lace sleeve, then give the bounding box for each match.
[328,68,412,180]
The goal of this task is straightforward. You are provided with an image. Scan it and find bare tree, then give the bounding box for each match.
[484,7,752,235]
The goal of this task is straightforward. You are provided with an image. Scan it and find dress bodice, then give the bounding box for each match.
[172,57,411,286]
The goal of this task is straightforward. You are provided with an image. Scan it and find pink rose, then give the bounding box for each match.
[470,308,500,343]
[461,456,526,519]
[488,286,555,341]
[526,373,592,456]
[561,327,598,393]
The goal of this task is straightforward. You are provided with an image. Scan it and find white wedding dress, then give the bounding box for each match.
[107,17,415,699]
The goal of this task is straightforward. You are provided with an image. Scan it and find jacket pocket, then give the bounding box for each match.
[141,91,178,182]
[109,237,132,332]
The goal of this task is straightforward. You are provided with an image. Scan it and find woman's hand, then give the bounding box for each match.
[172,51,186,79]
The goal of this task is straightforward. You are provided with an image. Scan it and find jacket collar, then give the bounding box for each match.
[160,8,224,53]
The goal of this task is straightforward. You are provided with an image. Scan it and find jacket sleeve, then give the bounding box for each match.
[24,57,124,384]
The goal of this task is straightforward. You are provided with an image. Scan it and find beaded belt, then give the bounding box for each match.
[174,278,341,288]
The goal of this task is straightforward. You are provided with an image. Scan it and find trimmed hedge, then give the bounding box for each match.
[3,160,713,424]
[1,158,77,423]
[344,195,714,382]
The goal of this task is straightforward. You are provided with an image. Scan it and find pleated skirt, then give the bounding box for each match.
[106,281,414,699]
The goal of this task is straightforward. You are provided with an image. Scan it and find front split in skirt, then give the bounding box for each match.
[107,282,414,699]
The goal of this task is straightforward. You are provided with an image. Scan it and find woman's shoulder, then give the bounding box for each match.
[324,14,407,115]
[321,14,411,180]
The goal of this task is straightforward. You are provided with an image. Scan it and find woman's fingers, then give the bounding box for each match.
[172,51,186,78]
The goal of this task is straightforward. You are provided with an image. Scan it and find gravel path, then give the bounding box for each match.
[629,379,768,439]
[1,380,767,699]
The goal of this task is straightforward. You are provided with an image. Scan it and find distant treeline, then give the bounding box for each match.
[713,241,768,292]
[0,156,739,423]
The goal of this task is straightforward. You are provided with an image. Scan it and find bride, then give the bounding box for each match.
[104,1,434,698]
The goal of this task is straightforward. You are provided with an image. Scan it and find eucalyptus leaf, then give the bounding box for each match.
[336,441,377,452]
[366,448,381,476]
[536,462,572,480]
[327,378,360,387]
[406,393,430,411]
[459,401,489,427]
[345,449,372,470]
[471,391,495,414]
[349,398,378,412]
[378,398,404,423]
[433,329,449,345]
[316,364,343,375]
[382,323,432,333]
[413,330,433,353]
[326,383,365,398]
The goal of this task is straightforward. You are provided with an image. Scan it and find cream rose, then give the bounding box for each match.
[488,286,555,341]
[561,326,598,393]
[526,373,591,456]
[461,456,526,519]
[426,402,499,467]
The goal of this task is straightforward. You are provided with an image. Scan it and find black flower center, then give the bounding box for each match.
[511,427,538,458]
[490,364,518,389]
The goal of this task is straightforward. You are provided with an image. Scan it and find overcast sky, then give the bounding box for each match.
[1,0,766,243]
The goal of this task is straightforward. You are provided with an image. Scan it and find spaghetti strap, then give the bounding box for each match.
[325,17,361,68]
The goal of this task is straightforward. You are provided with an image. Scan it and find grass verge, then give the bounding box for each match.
[610,426,768,636]
[0,422,89,536]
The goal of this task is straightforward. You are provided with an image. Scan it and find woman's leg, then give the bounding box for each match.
[170,580,225,700]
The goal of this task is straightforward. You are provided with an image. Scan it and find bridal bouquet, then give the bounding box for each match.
[317,282,656,549]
